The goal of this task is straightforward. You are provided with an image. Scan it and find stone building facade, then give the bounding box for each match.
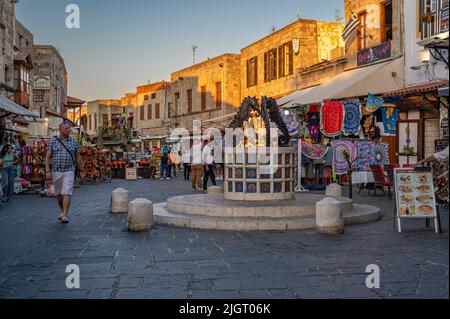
[13,18,33,109]
[240,19,344,99]
[31,45,68,117]
[343,0,401,69]
[129,82,169,135]
[0,0,17,98]
[168,53,241,131]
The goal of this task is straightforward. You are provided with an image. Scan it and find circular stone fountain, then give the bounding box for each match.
[154,97,382,231]
[154,147,382,231]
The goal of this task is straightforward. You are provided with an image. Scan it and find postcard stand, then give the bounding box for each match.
[393,167,442,234]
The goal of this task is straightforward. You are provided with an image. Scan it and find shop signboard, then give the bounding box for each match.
[34,76,50,90]
[357,42,391,66]
[393,168,441,233]
[125,167,137,180]
[440,117,448,139]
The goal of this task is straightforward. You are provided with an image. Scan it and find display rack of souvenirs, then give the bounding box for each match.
[79,147,112,184]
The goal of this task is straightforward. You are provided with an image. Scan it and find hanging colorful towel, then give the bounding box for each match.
[280,110,299,136]
[362,114,375,136]
[343,100,362,135]
[306,112,320,139]
[353,141,377,171]
[364,93,384,113]
[374,142,390,166]
[382,104,398,135]
[320,100,344,137]
[331,140,356,175]
[301,141,329,160]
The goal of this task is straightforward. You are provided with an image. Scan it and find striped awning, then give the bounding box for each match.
[382,80,449,97]
[0,94,38,118]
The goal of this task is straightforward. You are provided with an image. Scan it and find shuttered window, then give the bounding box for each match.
[155,103,160,119]
[215,82,222,109]
[278,42,294,78]
[264,49,277,82]
[201,86,207,110]
[246,57,258,87]
[140,105,145,120]
[187,89,193,113]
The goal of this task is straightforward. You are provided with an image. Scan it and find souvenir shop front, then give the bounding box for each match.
[382,80,449,204]
[277,58,406,195]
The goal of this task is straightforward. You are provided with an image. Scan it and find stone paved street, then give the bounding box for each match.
[0,177,448,299]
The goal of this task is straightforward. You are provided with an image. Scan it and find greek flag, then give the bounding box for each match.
[342,14,361,40]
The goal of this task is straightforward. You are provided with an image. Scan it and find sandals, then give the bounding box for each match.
[61,216,69,224]
[58,214,63,220]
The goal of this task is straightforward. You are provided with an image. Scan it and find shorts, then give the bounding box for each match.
[52,171,75,196]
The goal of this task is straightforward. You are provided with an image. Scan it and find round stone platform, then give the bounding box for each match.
[154,193,382,231]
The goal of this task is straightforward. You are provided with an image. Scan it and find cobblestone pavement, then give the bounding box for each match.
[0,177,448,299]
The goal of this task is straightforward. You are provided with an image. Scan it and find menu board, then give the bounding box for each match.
[394,168,441,233]
[394,168,437,218]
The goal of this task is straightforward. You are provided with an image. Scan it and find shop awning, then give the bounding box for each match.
[140,135,168,141]
[0,94,38,118]
[278,58,404,108]
[382,80,449,97]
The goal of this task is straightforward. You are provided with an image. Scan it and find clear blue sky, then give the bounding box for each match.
[16,0,344,101]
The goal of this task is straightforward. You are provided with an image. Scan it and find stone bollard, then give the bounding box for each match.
[128,198,154,232]
[316,197,344,235]
[326,183,342,198]
[208,186,224,195]
[110,188,129,214]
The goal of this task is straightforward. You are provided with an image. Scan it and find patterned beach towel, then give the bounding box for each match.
[301,141,329,160]
[331,140,356,175]
[374,142,390,166]
[353,141,377,171]
[306,112,320,139]
[364,93,384,113]
[382,105,398,135]
[343,100,362,135]
[320,100,344,137]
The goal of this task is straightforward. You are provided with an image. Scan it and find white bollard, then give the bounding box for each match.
[325,183,342,198]
[208,186,224,195]
[110,188,129,214]
[316,197,344,235]
[128,198,154,232]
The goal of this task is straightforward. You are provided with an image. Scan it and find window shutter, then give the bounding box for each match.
[289,42,294,75]
[278,46,285,78]
[264,52,268,82]
[254,56,258,86]
[246,59,250,88]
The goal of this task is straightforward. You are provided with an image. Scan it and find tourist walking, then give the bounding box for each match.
[191,139,203,191]
[160,152,170,180]
[202,137,217,192]
[45,121,82,224]
[0,144,20,202]
[181,148,191,180]
[149,153,157,179]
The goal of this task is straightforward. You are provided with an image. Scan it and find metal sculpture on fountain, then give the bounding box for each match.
[229,96,290,147]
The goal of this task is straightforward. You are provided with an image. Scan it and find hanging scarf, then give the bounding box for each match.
[374,142,390,166]
[353,140,377,171]
[343,100,362,135]
[280,110,299,136]
[432,158,449,204]
[331,140,356,175]
[382,104,398,135]
[320,100,344,137]
[364,93,384,113]
[362,114,375,136]
[306,112,320,139]
[301,141,329,160]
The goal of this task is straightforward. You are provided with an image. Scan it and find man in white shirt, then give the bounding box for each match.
[202,137,217,192]
[190,139,203,191]
[415,146,449,166]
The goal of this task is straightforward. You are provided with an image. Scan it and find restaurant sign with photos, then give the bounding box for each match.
[393,168,442,233]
